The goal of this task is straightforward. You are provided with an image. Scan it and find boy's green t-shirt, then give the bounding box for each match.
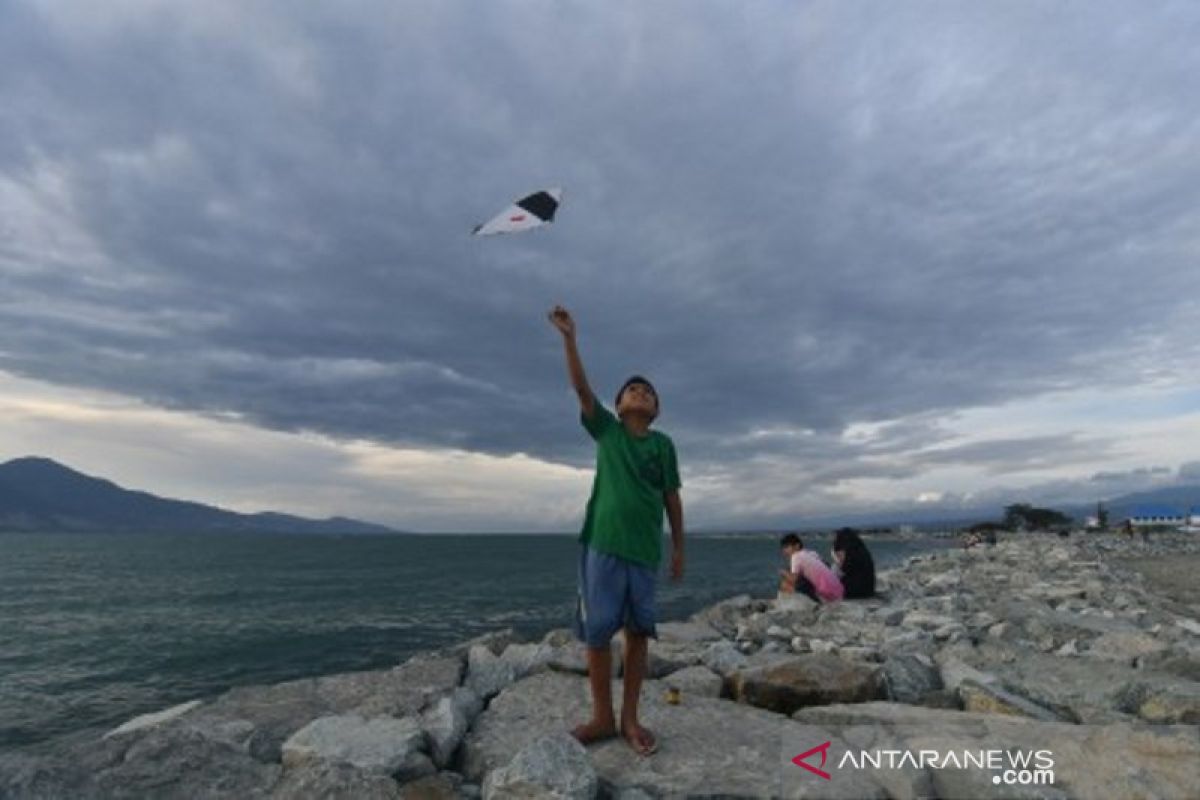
[579,400,681,567]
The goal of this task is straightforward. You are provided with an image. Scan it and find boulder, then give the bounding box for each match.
[700,638,748,676]
[902,611,958,630]
[543,639,621,678]
[448,628,520,658]
[773,591,819,615]
[281,715,431,780]
[958,680,1072,723]
[421,688,483,768]
[659,665,724,699]
[461,671,893,798]
[655,620,722,643]
[882,653,944,705]
[499,643,556,679]
[92,721,282,799]
[398,772,464,799]
[795,702,1200,800]
[481,734,597,800]
[467,646,521,701]
[1137,682,1200,724]
[270,761,403,799]
[730,654,885,715]
[186,652,462,761]
[690,594,756,638]
[642,638,704,678]
[1087,631,1170,666]
[936,652,1002,694]
[943,647,1156,724]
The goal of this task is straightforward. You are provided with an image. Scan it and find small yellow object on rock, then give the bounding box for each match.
[665,686,681,705]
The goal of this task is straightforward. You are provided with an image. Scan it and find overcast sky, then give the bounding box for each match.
[2,1,1198,531]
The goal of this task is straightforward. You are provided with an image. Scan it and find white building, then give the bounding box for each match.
[1128,505,1185,528]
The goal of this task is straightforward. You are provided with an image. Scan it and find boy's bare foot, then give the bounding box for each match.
[570,719,617,745]
[621,721,658,756]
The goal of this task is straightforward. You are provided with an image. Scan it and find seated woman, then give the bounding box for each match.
[831,528,876,599]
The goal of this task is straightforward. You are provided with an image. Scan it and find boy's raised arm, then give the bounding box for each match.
[548,305,596,419]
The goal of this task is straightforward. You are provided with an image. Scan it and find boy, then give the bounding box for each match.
[548,305,684,757]
[779,533,843,603]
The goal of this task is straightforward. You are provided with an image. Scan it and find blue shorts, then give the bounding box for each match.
[574,546,658,648]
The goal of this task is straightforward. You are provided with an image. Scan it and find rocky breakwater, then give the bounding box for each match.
[3,534,1199,799]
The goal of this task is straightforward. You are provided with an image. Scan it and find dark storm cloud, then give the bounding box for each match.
[2,1,1199,480]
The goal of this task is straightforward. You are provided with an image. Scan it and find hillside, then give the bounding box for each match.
[0,457,396,535]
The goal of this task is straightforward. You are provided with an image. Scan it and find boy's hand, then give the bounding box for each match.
[548,305,575,338]
[670,546,684,582]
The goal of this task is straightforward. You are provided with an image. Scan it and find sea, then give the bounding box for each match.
[0,531,955,751]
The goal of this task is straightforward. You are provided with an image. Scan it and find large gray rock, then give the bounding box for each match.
[881,653,945,705]
[642,638,704,679]
[773,592,821,624]
[447,628,520,659]
[281,715,431,780]
[660,665,724,699]
[699,638,748,676]
[936,651,1002,694]
[1087,631,1170,665]
[499,642,556,679]
[462,671,893,799]
[0,751,94,800]
[655,620,722,643]
[541,638,621,678]
[271,761,403,799]
[398,772,464,799]
[731,654,885,715]
[481,734,597,800]
[94,721,282,799]
[958,680,1072,723]
[421,688,483,768]
[466,646,521,701]
[1137,681,1200,724]
[939,645,1151,724]
[187,653,463,761]
[796,702,1200,800]
[690,594,758,639]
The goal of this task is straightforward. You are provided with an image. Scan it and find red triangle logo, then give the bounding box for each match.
[792,741,832,780]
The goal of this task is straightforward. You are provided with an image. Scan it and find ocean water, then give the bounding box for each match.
[0,531,953,750]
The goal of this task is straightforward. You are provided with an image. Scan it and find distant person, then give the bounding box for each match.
[832,528,876,599]
[779,533,843,603]
[549,305,684,758]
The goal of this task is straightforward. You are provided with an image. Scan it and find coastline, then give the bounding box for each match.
[2,532,1198,798]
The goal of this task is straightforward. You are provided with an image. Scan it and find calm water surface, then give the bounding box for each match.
[0,531,953,749]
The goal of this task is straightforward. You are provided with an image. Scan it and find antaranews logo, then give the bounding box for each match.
[789,740,1055,789]
[791,741,832,780]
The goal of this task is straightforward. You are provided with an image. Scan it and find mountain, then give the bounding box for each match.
[1098,485,1200,521]
[0,457,396,534]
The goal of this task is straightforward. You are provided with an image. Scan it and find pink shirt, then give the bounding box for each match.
[791,551,844,602]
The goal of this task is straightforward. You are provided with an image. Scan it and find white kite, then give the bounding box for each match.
[472,188,562,236]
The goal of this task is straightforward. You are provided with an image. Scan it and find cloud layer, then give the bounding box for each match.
[2,2,1198,527]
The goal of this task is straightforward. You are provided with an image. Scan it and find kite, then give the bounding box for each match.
[472,188,562,236]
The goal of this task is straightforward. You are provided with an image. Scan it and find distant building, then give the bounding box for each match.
[1128,505,1186,528]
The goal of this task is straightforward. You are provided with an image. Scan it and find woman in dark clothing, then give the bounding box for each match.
[832,528,876,599]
